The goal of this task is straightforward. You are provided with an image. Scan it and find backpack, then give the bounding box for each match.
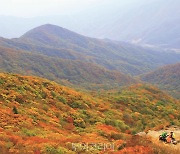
[161,132,167,139]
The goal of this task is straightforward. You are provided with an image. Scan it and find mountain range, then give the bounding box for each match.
[0,0,180,50]
[78,0,180,49]
[0,24,179,93]
[0,24,179,76]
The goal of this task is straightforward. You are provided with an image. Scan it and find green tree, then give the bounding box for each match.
[13,106,18,114]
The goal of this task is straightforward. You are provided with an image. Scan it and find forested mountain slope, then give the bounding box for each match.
[0,46,136,90]
[141,63,180,99]
[0,24,179,76]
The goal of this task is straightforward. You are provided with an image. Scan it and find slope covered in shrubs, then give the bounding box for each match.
[0,73,179,153]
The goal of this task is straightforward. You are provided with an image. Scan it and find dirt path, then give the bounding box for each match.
[138,126,180,152]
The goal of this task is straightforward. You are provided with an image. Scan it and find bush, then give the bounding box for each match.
[118,142,126,150]
[132,130,137,135]
[22,128,37,137]
[57,96,66,104]
[111,133,123,140]
[42,104,49,111]
[74,118,86,128]
[40,91,47,99]
[45,146,58,154]
[55,102,63,110]
[105,119,129,132]
[51,91,56,98]
[13,106,18,114]
[105,119,116,126]
[68,101,82,109]
[116,120,129,132]
[0,78,5,84]
[45,145,72,154]
[15,95,25,104]
[5,141,14,149]
[57,146,73,154]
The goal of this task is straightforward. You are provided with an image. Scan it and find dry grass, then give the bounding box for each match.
[151,141,180,154]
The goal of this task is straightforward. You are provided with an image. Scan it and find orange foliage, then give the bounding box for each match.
[97,124,119,134]
[113,146,153,154]
[0,73,179,153]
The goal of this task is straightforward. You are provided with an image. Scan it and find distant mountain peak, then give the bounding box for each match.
[19,23,88,47]
[21,24,69,38]
[39,23,61,27]
[31,24,68,33]
[21,24,78,37]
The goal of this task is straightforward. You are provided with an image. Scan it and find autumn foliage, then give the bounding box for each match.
[0,73,179,153]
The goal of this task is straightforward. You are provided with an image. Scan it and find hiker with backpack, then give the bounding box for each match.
[167,132,177,144]
[159,131,177,144]
[159,132,168,142]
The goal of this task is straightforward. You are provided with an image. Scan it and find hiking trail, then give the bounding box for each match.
[137,126,180,152]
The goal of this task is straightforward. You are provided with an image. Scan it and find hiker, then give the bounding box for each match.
[159,132,168,142]
[166,135,172,143]
[159,131,177,144]
[169,132,176,141]
[166,131,177,144]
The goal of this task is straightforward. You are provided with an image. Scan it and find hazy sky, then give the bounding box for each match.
[0,0,142,17]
